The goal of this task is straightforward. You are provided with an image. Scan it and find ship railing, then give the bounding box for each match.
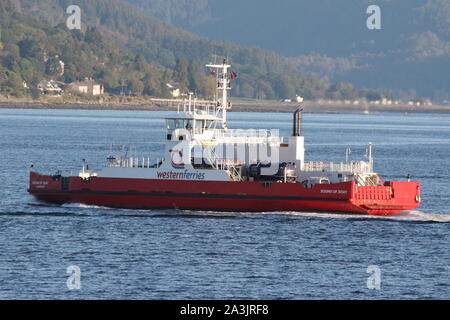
[214,159,243,181]
[204,147,243,181]
[303,161,372,174]
[205,146,227,171]
[356,174,382,186]
[211,129,282,145]
[355,174,366,186]
[176,98,218,116]
[212,129,274,138]
[106,157,164,168]
[227,165,243,182]
[365,175,379,186]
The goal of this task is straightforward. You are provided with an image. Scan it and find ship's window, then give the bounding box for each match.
[167,119,176,130]
[175,119,184,129]
[186,119,194,130]
[195,120,205,133]
[206,120,214,129]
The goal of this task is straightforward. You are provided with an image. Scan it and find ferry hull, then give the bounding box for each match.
[28,172,421,216]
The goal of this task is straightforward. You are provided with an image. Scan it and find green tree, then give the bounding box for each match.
[174,58,189,89]
[46,56,63,77]
[187,60,202,92]
[18,39,44,59]
[85,27,103,45]
[127,77,144,95]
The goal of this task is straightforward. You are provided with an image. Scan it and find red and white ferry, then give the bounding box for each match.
[29,61,421,215]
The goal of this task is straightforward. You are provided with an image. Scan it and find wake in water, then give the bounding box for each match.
[258,210,450,223]
[18,202,450,223]
[150,208,450,223]
[402,210,450,223]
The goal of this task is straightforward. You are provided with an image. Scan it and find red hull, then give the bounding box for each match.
[28,172,421,216]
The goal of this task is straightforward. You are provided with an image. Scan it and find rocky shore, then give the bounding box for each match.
[1,98,450,114]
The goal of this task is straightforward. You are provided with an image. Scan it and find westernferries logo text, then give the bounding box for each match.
[157,170,205,180]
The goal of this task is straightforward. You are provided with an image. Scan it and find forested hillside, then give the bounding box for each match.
[0,0,191,98]
[0,0,387,101]
[124,0,450,102]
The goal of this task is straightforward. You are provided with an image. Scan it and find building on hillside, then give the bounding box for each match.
[296,95,304,103]
[166,82,181,98]
[66,78,104,96]
[37,80,63,95]
[58,60,65,77]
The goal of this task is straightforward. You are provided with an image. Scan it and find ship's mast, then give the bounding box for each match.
[206,60,232,129]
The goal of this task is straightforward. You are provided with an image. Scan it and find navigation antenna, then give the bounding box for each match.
[365,142,374,172]
[206,59,232,130]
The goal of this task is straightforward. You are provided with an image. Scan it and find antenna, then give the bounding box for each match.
[364,142,374,171]
[345,147,351,163]
[206,60,232,129]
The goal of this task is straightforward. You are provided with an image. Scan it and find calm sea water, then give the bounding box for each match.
[0,108,449,300]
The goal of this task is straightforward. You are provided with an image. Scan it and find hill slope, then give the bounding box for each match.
[6,0,384,101]
[0,0,179,98]
[124,0,450,102]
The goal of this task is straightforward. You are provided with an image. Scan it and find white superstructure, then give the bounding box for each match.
[81,60,380,187]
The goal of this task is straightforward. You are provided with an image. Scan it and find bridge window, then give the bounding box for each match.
[195,120,205,134]
[175,119,184,129]
[195,120,205,129]
[167,119,196,131]
[186,119,194,130]
[167,119,176,130]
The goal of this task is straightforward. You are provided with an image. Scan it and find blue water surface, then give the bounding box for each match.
[0,109,448,299]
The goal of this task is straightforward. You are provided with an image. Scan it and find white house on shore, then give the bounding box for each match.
[296,95,304,103]
[37,80,63,95]
[66,78,104,96]
[166,82,181,98]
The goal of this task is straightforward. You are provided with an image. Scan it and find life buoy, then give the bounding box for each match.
[169,149,184,168]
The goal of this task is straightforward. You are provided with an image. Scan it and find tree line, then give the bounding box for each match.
[1,0,385,102]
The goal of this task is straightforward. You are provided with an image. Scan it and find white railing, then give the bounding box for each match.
[216,129,275,138]
[106,157,164,169]
[203,147,243,181]
[227,165,243,181]
[303,161,372,174]
[210,129,282,145]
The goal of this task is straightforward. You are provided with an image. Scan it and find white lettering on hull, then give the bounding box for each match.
[320,190,348,194]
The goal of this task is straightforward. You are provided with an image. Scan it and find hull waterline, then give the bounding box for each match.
[29,172,421,216]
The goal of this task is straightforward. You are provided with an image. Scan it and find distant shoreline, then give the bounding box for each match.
[1,99,450,114]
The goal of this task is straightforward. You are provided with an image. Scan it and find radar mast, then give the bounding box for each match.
[206,59,232,129]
